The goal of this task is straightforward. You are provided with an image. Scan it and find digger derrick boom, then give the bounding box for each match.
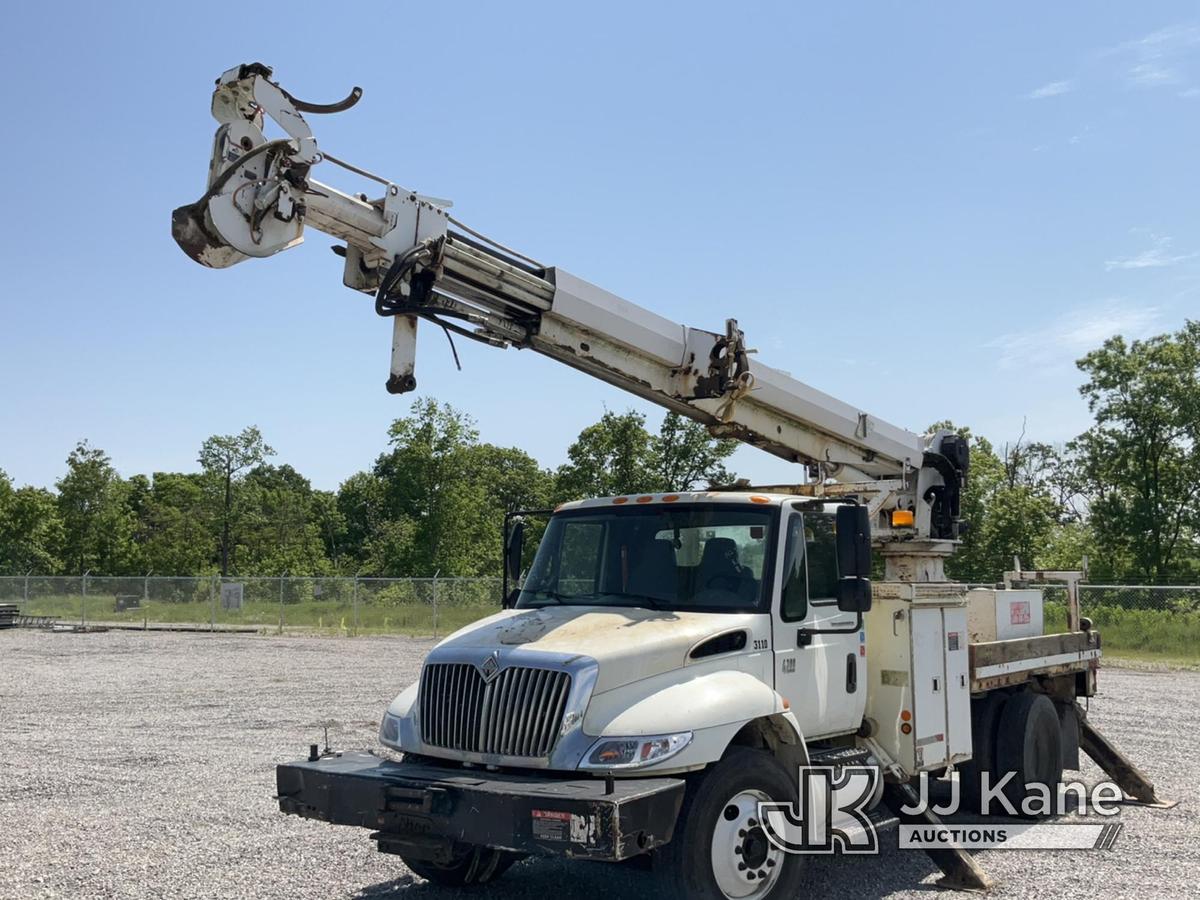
[172,63,969,560]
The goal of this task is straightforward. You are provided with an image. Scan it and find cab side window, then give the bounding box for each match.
[780,513,808,621]
[804,513,840,603]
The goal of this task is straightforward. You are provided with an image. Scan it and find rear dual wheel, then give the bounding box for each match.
[959,692,1005,813]
[964,689,1063,818]
[994,691,1063,817]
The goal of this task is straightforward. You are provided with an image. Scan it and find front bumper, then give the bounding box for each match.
[276,751,686,862]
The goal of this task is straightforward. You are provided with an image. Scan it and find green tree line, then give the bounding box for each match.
[0,401,737,578]
[942,321,1200,584]
[1,322,1197,582]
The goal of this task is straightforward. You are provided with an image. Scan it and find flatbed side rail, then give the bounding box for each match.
[969,630,1101,692]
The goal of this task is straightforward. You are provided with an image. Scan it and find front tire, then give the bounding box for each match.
[401,844,519,887]
[654,747,804,900]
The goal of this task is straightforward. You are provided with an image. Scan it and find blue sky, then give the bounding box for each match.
[2,3,1198,491]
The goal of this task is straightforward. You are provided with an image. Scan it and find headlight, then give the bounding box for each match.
[379,712,402,747]
[579,732,692,769]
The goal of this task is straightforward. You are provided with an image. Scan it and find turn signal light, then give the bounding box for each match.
[891,510,915,528]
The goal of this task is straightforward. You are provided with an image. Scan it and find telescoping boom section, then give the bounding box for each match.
[173,63,969,568]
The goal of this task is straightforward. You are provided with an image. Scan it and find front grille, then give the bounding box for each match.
[419,662,572,758]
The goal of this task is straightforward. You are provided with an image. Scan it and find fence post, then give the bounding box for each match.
[23,569,31,615]
[210,576,216,631]
[353,572,360,636]
[144,570,151,607]
[278,572,287,635]
[81,570,90,627]
[432,570,440,640]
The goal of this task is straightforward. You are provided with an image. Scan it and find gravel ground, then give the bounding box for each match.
[1,629,1196,900]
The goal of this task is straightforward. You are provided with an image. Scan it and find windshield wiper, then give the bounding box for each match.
[523,589,566,605]
[522,590,667,611]
[595,591,665,611]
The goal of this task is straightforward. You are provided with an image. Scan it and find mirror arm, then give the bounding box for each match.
[502,518,511,602]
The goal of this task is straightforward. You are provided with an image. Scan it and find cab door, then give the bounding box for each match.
[771,505,867,739]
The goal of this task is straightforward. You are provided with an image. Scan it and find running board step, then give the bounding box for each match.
[809,745,875,768]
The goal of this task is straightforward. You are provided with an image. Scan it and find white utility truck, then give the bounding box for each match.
[174,64,1167,898]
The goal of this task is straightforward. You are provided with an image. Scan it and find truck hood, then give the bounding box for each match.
[434,606,760,693]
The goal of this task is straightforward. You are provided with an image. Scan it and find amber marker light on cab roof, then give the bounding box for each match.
[636,495,654,503]
[749,495,770,504]
[663,494,680,502]
[612,497,628,504]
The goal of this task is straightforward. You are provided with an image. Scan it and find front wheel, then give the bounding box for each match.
[654,747,804,900]
[401,844,520,887]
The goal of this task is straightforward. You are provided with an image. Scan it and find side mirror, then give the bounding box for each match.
[836,505,871,578]
[836,505,872,614]
[836,577,872,613]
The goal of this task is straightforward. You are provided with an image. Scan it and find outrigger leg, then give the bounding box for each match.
[882,781,995,893]
[1075,702,1177,809]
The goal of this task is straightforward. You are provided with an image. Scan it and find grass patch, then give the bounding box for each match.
[25,593,1199,663]
[1046,601,1200,663]
[19,593,499,637]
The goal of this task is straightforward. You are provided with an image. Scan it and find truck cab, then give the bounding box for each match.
[379,492,871,776]
[274,493,884,899]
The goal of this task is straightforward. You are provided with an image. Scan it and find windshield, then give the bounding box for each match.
[517,504,777,613]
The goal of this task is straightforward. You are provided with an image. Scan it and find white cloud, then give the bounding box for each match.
[987,302,1162,370]
[1128,62,1179,86]
[1022,23,1200,104]
[1123,23,1200,57]
[1105,233,1197,270]
[1107,23,1200,90]
[1028,80,1075,99]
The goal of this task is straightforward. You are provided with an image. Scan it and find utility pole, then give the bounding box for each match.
[353,570,362,636]
[432,569,441,641]
[278,571,288,635]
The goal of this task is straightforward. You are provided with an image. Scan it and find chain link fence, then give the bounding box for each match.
[0,575,503,638]
[2,577,1197,658]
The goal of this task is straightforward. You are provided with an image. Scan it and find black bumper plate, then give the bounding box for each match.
[277,752,685,861]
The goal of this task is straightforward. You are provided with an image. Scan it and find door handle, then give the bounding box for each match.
[845,653,857,694]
